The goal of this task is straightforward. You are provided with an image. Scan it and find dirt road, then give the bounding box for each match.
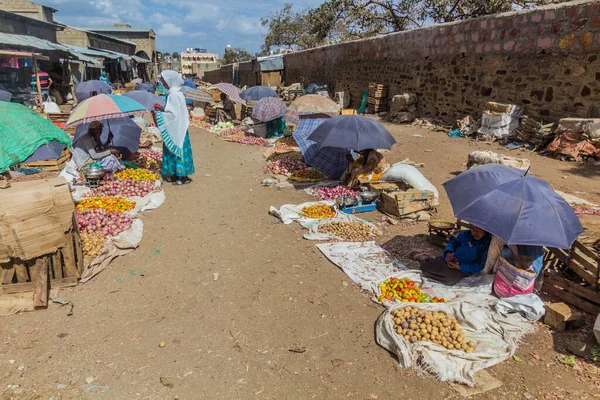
[1,123,599,399]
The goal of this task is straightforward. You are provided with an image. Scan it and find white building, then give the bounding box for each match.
[181,48,219,78]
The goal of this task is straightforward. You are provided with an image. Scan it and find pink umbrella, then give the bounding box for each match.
[212,82,246,106]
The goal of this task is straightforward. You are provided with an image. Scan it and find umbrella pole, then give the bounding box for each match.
[106,119,114,147]
[523,166,531,177]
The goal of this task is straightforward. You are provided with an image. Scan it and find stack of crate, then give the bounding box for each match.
[241,101,256,119]
[368,83,388,113]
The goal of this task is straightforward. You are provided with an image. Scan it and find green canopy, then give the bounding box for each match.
[0,102,72,173]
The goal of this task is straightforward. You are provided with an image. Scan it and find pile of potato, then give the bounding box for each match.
[320,221,374,241]
[390,306,475,352]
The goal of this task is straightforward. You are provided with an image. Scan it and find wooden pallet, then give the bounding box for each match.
[18,148,71,171]
[543,272,600,315]
[546,241,600,288]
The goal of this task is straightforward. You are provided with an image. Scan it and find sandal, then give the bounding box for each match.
[409,250,433,262]
[172,178,192,185]
[163,175,175,182]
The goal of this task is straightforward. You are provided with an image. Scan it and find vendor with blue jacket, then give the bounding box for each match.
[412,225,491,285]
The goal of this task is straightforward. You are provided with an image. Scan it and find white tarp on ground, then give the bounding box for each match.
[269,200,337,225]
[317,241,540,386]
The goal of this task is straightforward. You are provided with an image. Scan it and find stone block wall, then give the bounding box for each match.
[283,0,600,122]
[204,64,234,83]
[238,61,256,87]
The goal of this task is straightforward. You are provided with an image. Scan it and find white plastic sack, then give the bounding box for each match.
[478,114,520,138]
[43,101,61,114]
[269,200,337,225]
[381,164,439,199]
[595,314,600,344]
[376,302,534,386]
[59,160,80,183]
[494,294,546,321]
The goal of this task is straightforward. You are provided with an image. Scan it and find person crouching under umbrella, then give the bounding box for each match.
[73,121,123,178]
[410,225,491,286]
[342,149,390,188]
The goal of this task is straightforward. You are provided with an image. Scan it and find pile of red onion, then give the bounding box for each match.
[84,180,156,198]
[314,185,359,200]
[76,209,133,238]
[265,158,308,175]
[234,136,270,147]
[141,150,162,162]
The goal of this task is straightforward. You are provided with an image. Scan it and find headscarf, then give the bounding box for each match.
[156,70,189,159]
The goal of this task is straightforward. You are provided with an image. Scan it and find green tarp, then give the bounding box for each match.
[0,102,72,173]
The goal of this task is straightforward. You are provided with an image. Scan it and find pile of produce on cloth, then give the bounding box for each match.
[267,152,304,163]
[76,197,136,213]
[299,204,336,219]
[81,233,106,258]
[313,185,359,201]
[319,221,376,241]
[216,127,245,138]
[378,277,446,304]
[389,306,475,352]
[83,180,157,198]
[289,169,326,181]
[210,121,235,133]
[274,136,298,150]
[115,168,160,181]
[265,158,307,175]
[231,136,270,147]
[129,154,161,170]
[190,120,212,129]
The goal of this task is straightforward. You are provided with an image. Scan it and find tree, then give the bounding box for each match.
[261,0,565,51]
[222,47,253,64]
[172,52,180,59]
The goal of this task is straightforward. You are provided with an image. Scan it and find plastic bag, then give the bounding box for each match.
[381,163,439,199]
[494,294,545,321]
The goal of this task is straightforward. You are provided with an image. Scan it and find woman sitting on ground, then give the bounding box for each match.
[411,225,491,286]
[342,148,390,188]
[72,121,123,177]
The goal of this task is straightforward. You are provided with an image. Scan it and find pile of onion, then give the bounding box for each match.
[84,179,156,198]
[76,209,133,238]
[313,186,359,200]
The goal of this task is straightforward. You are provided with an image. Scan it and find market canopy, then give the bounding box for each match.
[0,102,72,173]
[289,95,341,114]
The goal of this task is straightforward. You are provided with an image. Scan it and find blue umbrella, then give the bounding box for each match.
[183,79,197,89]
[443,164,583,249]
[74,117,141,158]
[294,116,349,179]
[122,91,165,111]
[307,115,396,151]
[240,86,277,101]
[75,80,112,102]
[25,140,66,163]
[0,89,12,102]
[135,82,156,93]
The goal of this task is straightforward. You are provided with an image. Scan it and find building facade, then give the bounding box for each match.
[57,27,135,55]
[85,24,157,78]
[0,0,55,23]
[181,48,219,78]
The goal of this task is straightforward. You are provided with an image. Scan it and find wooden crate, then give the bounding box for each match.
[546,241,600,288]
[18,148,71,171]
[341,109,356,115]
[369,182,435,217]
[543,272,600,315]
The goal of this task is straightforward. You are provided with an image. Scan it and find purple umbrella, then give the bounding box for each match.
[443,164,583,249]
[75,80,112,102]
[135,82,155,93]
[252,97,287,122]
[240,86,277,101]
[307,115,396,151]
[122,91,165,111]
[74,117,141,158]
[25,140,66,163]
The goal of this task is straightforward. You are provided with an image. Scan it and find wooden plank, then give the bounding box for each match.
[33,257,49,309]
[544,274,600,304]
[72,214,84,275]
[1,266,15,284]
[61,232,80,279]
[13,262,29,283]
[0,277,77,294]
[568,260,598,288]
[571,251,598,274]
[28,259,37,281]
[544,284,600,315]
[573,241,599,261]
[51,251,63,279]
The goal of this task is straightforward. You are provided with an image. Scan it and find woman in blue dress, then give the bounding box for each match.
[152,70,195,185]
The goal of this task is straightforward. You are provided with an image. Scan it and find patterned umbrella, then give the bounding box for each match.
[183,88,213,103]
[212,82,246,105]
[293,116,349,179]
[65,94,146,128]
[252,97,287,122]
[75,80,112,102]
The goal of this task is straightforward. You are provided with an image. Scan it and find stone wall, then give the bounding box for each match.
[284,0,600,122]
[238,61,256,87]
[204,64,234,83]
[0,10,57,41]
[56,26,89,48]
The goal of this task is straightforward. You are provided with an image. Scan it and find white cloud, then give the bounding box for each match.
[190,32,206,38]
[157,23,185,37]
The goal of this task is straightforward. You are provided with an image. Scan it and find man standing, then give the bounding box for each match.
[31,71,52,101]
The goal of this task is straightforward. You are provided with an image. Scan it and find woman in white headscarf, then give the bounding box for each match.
[153,70,195,185]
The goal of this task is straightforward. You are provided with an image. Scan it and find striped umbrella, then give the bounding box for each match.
[212,82,246,105]
[252,97,287,122]
[183,88,213,103]
[65,94,146,128]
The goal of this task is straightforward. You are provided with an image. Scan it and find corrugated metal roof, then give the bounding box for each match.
[61,44,109,58]
[87,27,153,34]
[88,47,126,59]
[131,55,150,63]
[0,32,70,52]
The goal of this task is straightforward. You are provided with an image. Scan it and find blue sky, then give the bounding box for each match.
[43,0,323,56]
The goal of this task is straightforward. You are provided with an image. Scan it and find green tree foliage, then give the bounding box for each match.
[261,0,567,51]
[222,47,254,64]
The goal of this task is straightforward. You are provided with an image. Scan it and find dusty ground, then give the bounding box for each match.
[1,120,600,399]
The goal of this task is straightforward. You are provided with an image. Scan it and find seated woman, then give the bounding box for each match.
[342,148,390,188]
[215,93,236,123]
[72,121,123,177]
[411,225,491,286]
